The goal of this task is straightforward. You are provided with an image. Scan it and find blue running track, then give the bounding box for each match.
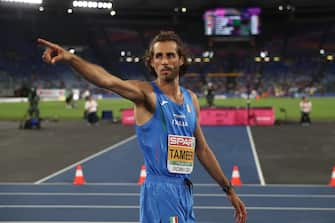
[0,126,334,222]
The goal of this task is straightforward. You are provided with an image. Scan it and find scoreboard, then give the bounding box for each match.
[204,8,261,37]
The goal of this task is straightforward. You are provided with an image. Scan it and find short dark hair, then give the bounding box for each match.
[144,31,189,77]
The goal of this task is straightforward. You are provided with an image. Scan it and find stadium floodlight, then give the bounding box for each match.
[260,50,268,58]
[1,0,42,4]
[72,1,112,9]
[69,48,76,54]
[320,49,325,55]
[202,51,209,58]
[273,56,280,62]
[203,58,210,63]
[110,10,116,16]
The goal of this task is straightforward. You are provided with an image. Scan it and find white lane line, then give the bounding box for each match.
[0,182,331,187]
[0,205,334,211]
[192,183,328,187]
[0,192,139,196]
[196,193,335,198]
[0,205,139,208]
[5,182,139,186]
[34,135,137,184]
[246,126,266,186]
[196,206,335,211]
[1,192,335,198]
[0,182,328,187]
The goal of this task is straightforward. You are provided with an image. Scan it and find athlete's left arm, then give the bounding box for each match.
[189,90,247,223]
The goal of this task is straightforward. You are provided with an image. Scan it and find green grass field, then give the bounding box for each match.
[0,97,334,122]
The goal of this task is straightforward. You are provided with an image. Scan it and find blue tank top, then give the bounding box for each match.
[135,82,197,178]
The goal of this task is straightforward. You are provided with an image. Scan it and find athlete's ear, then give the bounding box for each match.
[150,58,154,68]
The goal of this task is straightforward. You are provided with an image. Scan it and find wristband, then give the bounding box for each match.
[222,182,233,194]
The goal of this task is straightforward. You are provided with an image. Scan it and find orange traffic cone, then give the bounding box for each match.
[73,165,86,185]
[137,165,146,185]
[329,166,335,187]
[230,165,242,186]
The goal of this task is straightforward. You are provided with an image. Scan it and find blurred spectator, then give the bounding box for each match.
[81,88,91,99]
[204,82,215,107]
[84,95,99,125]
[65,88,75,108]
[28,87,40,120]
[23,87,41,129]
[299,96,312,126]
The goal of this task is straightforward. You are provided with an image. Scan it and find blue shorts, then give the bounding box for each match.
[140,175,196,223]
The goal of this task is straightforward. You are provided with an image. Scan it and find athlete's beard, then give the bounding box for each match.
[161,67,179,82]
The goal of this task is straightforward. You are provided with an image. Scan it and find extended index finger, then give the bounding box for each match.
[37,38,58,49]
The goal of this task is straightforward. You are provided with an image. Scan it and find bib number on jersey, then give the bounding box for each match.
[167,134,195,174]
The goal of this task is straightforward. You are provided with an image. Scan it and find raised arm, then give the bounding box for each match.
[190,91,247,223]
[37,38,146,104]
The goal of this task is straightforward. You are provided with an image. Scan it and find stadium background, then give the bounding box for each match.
[1,0,335,183]
[0,0,335,222]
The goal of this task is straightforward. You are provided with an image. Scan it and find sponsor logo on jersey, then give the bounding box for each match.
[169,135,194,147]
[160,100,168,106]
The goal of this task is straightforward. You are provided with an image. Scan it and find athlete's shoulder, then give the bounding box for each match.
[185,89,200,111]
[185,89,198,101]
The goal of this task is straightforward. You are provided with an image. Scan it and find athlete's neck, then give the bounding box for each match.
[155,78,183,104]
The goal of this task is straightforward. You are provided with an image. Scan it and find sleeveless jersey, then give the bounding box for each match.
[135,82,197,178]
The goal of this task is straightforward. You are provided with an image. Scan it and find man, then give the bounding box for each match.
[204,82,215,107]
[38,31,246,223]
[65,88,75,108]
[84,95,99,125]
[299,96,312,126]
[23,87,41,129]
[28,87,40,119]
